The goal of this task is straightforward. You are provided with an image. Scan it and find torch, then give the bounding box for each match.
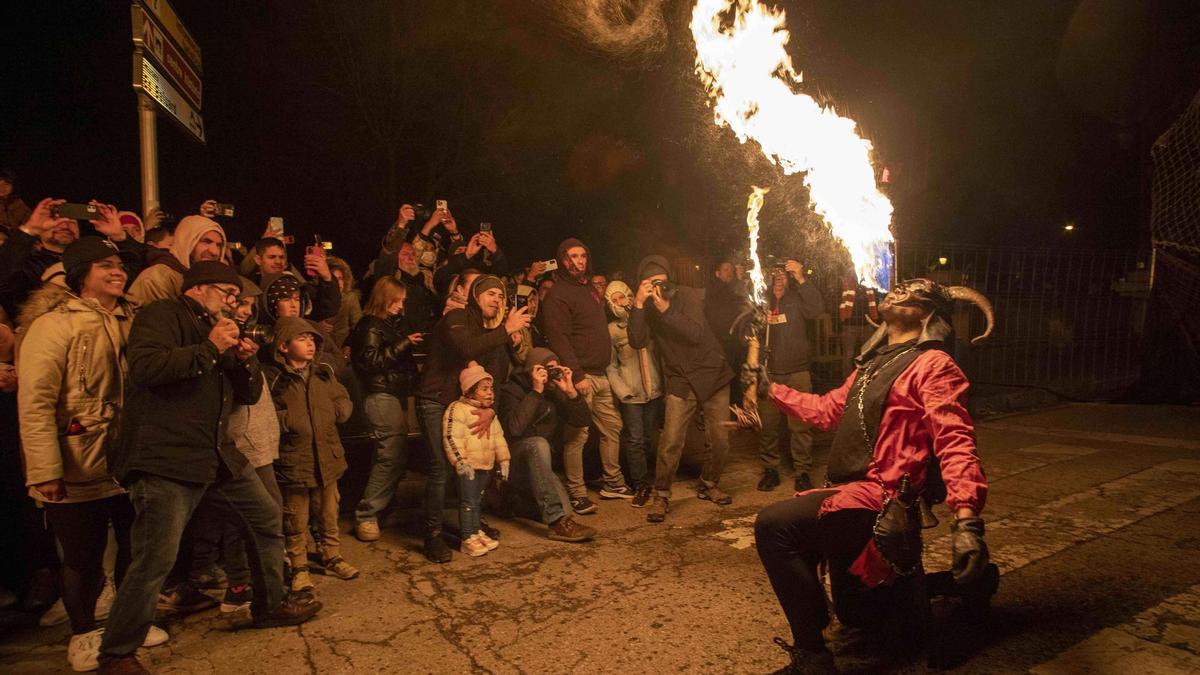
[725,187,770,431]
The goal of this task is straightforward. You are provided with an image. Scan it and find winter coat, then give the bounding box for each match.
[442,398,510,470]
[498,369,591,441]
[16,285,134,502]
[330,290,362,348]
[541,238,611,383]
[127,216,225,304]
[256,270,342,325]
[264,349,353,488]
[418,276,516,407]
[112,296,263,485]
[628,284,732,403]
[349,313,419,397]
[225,377,280,469]
[765,280,826,375]
[606,318,663,404]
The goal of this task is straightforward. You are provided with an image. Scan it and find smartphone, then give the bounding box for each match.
[267,217,295,244]
[214,203,235,217]
[56,203,99,220]
[479,222,492,233]
[542,259,558,272]
[321,241,333,251]
[436,199,448,211]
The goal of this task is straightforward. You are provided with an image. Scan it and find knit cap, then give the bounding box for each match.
[181,261,242,293]
[266,274,303,309]
[459,361,493,395]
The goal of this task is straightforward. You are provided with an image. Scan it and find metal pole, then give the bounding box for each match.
[137,93,159,218]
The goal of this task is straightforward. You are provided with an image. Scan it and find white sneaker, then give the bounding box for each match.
[355,520,380,542]
[461,534,489,557]
[476,531,500,551]
[39,597,69,627]
[67,627,103,672]
[93,576,115,621]
[142,624,170,647]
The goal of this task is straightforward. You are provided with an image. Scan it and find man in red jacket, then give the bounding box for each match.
[753,278,994,673]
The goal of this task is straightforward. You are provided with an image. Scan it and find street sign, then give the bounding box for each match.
[133,51,205,143]
[132,5,201,108]
[137,0,201,73]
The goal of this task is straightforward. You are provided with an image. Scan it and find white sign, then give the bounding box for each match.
[133,52,205,143]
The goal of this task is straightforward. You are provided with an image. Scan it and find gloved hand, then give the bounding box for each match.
[454,459,474,479]
[950,516,989,585]
[499,461,510,481]
[751,363,772,399]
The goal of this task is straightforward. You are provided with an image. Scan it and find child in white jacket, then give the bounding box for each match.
[443,362,510,557]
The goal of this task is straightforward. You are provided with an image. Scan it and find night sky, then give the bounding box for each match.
[3,1,1198,277]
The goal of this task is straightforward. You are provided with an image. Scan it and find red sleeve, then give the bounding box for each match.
[913,352,987,513]
[768,371,855,432]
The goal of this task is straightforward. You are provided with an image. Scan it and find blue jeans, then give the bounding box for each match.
[456,470,490,537]
[508,436,571,525]
[99,470,284,660]
[416,398,451,534]
[619,397,664,489]
[355,393,411,523]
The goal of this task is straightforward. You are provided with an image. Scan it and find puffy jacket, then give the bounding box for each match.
[541,238,611,383]
[606,318,663,404]
[418,275,515,406]
[349,313,419,397]
[765,280,826,375]
[17,285,133,502]
[498,369,591,441]
[442,398,510,470]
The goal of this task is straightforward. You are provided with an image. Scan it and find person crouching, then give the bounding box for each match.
[443,362,509,557]
[264,317,357,593]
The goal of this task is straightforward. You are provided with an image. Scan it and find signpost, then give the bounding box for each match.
[130,0,203,217]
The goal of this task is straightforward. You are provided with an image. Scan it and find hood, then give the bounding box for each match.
[273,316,324,347]
[170,215,226,269]
[16,284,133,329]
[637,254,671,282]
[604,280,632,321]
[556,237,591,282]
[467,274,507,329]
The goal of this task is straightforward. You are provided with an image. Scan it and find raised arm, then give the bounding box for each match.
[768,371,854,431]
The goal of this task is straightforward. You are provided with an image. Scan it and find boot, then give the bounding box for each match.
[758,468,781,491]
[769,637,836,674]
[424,530,453,563]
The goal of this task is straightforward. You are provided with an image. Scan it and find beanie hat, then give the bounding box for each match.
[181,261,242,294]
[637,254,670,281]
[459,361,492,395]
[62,237,124,277]
[526,348,558,369]
[266,274,303,309]
[471,275,504,299]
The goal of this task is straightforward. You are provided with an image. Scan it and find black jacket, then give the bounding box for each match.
[628,285,732,402]
[417,278,515,406]
[349,313,419,397]
[255,269,342,324]
[499,369,591,441]
[0,230,145,318]
[113,296,263,484]
[765,280,826,375]
[541,238,611,382]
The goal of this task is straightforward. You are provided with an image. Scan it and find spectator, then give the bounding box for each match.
[536,276,554,303]
[590,273,607,299]
[416,275,530,562]
[433,227,510,295]
[840,271,879,376]
[497,348,597,543]
[263,317,357,592]
[443,362,509,557]
[442,269,481,316]
[604,280,663,508]
[705,259,751,405]
[126,214,225,304]
[411,204,465,277]
[117,212,145,244]
[368,203,417,277]
[0,198,80,318]
[325,256,362,349]
[392,241,436,331]
[629,255,735,523]
[542,238,631,514]
[99,262,318,673]
[348,277,423,542]
[246,237,341,323]
[0,168,32,234]
[144,227,173,250]
[757,260,825,493]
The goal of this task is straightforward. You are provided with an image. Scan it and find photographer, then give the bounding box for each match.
[247,237,341,323]
[411,203,465,277]
[498,348,597,543]
[433,225,510,296]
[758,259,825,493]
[629,255,734,524]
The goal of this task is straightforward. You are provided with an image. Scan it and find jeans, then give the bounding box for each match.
[356,393,410,523]
[759,371,815,475]
[562,373,625,496]
[507,436,572,525]
[619,397,664,489]
[416,398,451,534]
[99,470,284,660]
[456,470,490,537]
[43,495,135,634]
[655,387,730,498]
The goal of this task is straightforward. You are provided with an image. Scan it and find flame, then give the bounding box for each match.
[745,186,769,304]
[690,0,894,291]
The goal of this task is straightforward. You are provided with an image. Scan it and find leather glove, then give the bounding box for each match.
[499,461,510,481]
[950,516,989,585]
[454,459,474,479]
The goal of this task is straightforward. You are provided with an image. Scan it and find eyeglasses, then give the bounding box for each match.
[208,285,241,302]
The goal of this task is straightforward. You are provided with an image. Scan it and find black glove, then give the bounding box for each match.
[950,516,988,585]
[754,363,772,399]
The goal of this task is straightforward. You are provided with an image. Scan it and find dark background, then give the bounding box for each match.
[2,0,1198,277]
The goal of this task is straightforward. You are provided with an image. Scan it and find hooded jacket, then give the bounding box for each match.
[418,275,514,406]
[541,238,612,383]
[263,317,353,487]
[765,277,826,375]
[443,396,510,470]
[498,366,592,441]
[127,216,226,305]
[17,285,134,502]
[604,281,663,404]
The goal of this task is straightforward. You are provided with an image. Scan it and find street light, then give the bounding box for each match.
[937,256,948,266]
[1064,223,1076,232]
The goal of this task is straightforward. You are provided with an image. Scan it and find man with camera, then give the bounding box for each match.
[629,255,734,523]
[542,238,632,514]
[758,258,826,493]
[99,262,318,673]
[497,348,598,543]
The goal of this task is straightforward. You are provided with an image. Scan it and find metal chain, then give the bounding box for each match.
[853,346,918,449]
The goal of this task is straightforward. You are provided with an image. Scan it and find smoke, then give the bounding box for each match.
[546,0,669,62]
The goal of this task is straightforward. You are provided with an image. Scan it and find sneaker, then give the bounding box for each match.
[547,516,596,542]
[355,520,380,542]
[461,534,489,557]
[291,570,315,593]
[323,557,359,580]
[631,484,654,508]
[646,495,669,523]
[142,625,169,648]
[570,496,598,515]
[770,637,836,675]
[424,531,453,563]
[221,585,253,613]
[698,485,733,505]
[252,596,322,629]
[794,473,813,493]
[93,576,115,621]
[96,654,149,674]
[480,518,501,540]
[39,597,69,627]
[67,627,104,672]
[188,566,227,595]
[156,582,218,617]
[476,531,500,551]
[758,468,781,491]
[599,483,636,499]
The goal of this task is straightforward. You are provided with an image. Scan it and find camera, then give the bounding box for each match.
[238,321,274,346]
[546,366,564,381]
[764,255,786,272]
[651,278,677,300]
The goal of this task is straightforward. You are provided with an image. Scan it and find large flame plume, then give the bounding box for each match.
[690,0,894,291]
[745,186,769,304]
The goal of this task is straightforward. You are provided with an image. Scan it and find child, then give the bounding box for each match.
[264,317,356,592]
[443,362,510,557]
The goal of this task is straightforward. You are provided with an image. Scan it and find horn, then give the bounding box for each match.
[944,286,995,345]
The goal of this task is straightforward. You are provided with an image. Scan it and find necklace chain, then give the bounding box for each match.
[853,346,918,449]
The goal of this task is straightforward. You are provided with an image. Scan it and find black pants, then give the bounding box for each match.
[754,491,876,650]
[43,495,135,634]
